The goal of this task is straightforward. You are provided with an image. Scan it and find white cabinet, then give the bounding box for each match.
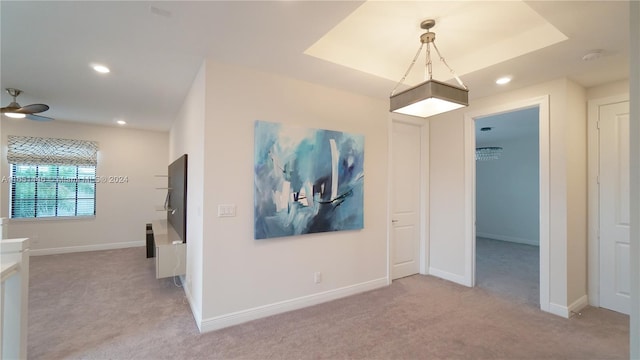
[1,237,30,360]
[151,220,185,279]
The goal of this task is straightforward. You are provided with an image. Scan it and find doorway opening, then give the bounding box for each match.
[463,96,550,313]
[474,108,540,306]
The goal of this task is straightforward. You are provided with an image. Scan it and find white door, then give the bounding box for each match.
[599,100,631,314]
[391,120,421,279]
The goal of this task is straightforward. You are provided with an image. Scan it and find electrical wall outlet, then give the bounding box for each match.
[314,272,322,284]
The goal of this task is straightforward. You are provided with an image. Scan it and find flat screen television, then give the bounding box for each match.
[167,154,187,243]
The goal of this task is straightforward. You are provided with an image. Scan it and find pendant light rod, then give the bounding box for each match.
[419,19,467,90]
[431,41,468,90]
[391,19,467,94]
[390,43,425,96]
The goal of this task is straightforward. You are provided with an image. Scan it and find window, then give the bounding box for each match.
[7,135,99,219]
[10,164,96,218]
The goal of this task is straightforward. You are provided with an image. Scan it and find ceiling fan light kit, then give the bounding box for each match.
[1,88,53,121]
[390,19,469,118]
[5,111,26,119]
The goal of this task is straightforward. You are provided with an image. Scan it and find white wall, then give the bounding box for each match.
[184,60,389,330]
[565,80,588,307]
[429,117,466,282]
[1,119,169,254]
[429,77,587,312]
[587,79,629,100]
[476,113,539,246]
[169,62,206,327]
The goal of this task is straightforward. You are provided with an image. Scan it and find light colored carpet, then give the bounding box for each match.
[28,247,628,359]
[476,237,539,306]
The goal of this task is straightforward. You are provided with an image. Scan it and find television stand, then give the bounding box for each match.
[150,219,186,279]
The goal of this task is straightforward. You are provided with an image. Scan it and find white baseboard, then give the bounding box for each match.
[476,232,539,246]
[569,295,589,315]
[548,295,589,318]
[428,267,471,287]
[180,275,203,332]
[199,277,388,333]
[548,303,569,318]
[29,241,144,256]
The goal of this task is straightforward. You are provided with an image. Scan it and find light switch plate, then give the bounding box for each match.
[218,204,236,217]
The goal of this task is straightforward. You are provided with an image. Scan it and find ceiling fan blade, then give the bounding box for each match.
[19,103,49,114]
[25,113,54,122]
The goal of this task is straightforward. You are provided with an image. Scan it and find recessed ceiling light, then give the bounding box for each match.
[496,76,512,85]
[116,120,127,125]
[92,64,110,74]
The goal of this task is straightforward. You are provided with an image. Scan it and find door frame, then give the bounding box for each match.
[587,93,630,307]
[387,114,429,282]
[463,95,550,312]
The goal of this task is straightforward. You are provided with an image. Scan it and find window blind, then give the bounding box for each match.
[7,136,98,166]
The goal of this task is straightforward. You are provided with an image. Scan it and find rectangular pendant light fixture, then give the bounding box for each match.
[389,19,469,118]
[390,79,469,118]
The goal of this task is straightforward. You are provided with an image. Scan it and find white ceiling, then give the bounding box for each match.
[0,1,630,131]
[306,1,569,85]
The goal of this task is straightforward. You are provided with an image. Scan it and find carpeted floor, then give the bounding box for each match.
[28,247,629,359]
[476,237,539,307]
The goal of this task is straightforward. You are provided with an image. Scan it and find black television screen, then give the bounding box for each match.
[167,154,187,243]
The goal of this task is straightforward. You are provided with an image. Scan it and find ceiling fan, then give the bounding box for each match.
[1,88,53,121]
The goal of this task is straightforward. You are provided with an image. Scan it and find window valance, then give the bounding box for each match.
[7,135,98,166]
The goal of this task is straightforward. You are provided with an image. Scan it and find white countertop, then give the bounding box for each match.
[151,220,182,246]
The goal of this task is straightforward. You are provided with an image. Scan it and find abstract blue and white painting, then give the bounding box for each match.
[254,121,364,239]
